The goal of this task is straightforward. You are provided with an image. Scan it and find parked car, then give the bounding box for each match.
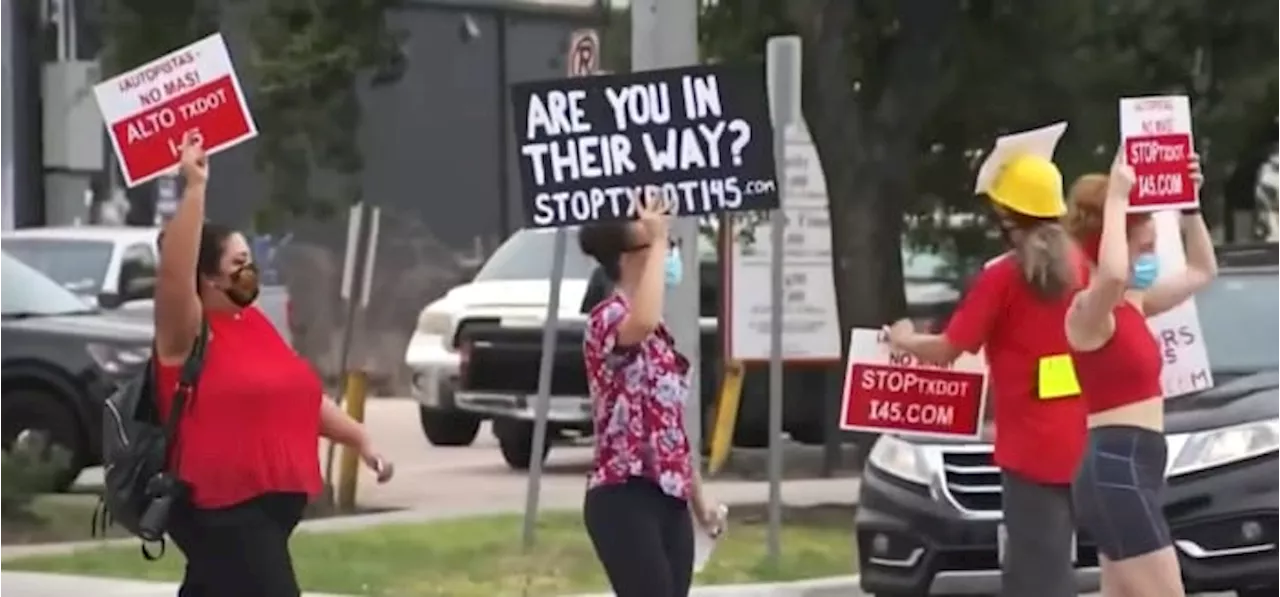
[855,244,1279,597]
[0,251,154,491]
[3,225,293,345]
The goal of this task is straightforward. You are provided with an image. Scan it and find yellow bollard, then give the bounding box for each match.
[708,361,745,475]
[336,370,369,511]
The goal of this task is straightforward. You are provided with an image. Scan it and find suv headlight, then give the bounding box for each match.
[417,310,453,338]
[868,435,932,486]
[86,343,151,375]
[1167,419,1280,478]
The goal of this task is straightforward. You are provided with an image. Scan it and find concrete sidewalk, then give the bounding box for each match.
[0,572,863,597]
[0,572,349,597]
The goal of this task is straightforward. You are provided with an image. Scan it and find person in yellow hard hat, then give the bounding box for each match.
[886,153,1089,597]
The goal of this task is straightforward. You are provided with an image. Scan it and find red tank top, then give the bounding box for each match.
[1070,301,1163,414]
[156,307,323,509]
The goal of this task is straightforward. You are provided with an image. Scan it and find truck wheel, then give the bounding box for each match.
[493,418,551,471]
[788,422,825,445]
[733,423,769,448]
[418,407,482,447]
[1,388,85,492]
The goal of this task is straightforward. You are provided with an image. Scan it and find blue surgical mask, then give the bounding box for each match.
[1130,252,1160,290]
[664,247,683,288]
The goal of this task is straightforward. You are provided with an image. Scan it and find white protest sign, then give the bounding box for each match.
[1146,211,1214,397]
[728,122,840,361]
[840,328,989,440]
[974,122,1068,195]
[1120,96,1196,212]
[93,33,257,187]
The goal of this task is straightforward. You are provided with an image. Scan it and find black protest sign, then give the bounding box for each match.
[510,65,779,228]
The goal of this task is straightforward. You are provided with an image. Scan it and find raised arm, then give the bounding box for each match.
[1065,157,1133,350]
[615,191,669,347]
[154,132,209,365]
[1142,155,1218,317]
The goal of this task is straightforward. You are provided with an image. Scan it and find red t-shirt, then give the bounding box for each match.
[156,307,323,509]
[943,253,1087,485]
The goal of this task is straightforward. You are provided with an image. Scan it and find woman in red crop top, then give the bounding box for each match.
[1063,153,1216,597]
[154,133,394,597]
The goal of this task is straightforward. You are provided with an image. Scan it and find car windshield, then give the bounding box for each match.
[1197,270,1279,373]
[1,252,96,317]
[902,250,952,282]
[474,229,600,281]
[1,238,113,294]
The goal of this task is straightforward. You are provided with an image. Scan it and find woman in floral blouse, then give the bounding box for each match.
[577,193,722,597]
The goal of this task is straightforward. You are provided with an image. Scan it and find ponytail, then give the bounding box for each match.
[1013,222,1079,300]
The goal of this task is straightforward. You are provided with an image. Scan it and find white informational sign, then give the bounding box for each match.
[974,122,1068,195]
[840,328,989,440]
[93,33,257,187]
[1119,96,1196,212]
[727,122,840,361]
[1146,211,1214,397]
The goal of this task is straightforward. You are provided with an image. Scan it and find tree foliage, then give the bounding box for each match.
[98,0,407,232]
[701,0,1279,333]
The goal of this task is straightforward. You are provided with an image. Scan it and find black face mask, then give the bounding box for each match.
[222,262,261,308]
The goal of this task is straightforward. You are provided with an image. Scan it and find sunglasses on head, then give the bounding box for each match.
[624,238,680,254]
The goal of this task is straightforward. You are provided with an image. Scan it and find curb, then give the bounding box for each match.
[568,575,862,597]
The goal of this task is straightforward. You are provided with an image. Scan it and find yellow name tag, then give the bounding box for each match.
[1037,354,1081,400]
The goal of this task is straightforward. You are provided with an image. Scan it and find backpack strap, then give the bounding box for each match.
[162,320,209,461]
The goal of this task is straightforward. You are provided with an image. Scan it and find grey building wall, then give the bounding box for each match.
[201,1,599,390]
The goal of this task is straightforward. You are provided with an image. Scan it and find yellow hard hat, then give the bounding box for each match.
[987,155,1066,218]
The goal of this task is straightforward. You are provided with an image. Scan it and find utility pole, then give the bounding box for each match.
[632,0,702,469]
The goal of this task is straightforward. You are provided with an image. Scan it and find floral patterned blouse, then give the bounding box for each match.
[583,293,694,500]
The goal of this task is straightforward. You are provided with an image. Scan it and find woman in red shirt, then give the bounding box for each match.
[577,193,723,597]
[1064,155,1214,597]
[887,154,1086,597]
[155,133,393,597]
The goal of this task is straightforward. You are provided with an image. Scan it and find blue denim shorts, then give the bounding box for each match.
[1071,425,1171,561]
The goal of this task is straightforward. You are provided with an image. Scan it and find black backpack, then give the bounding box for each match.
[92,321,208,559]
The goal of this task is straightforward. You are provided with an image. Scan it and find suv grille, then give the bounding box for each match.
[941,449,1002,513]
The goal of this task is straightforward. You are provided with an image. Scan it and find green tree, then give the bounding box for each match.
[98,0,406,232]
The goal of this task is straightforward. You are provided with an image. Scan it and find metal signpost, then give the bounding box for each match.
[520,28,600,551]
[324,202,382,510]
[632,0,702,471]
[765,35,802,566]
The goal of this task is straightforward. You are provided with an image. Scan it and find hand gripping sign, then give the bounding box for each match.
[93,33,257,187]
[1119,95,1196,212]
[840,328,989,440]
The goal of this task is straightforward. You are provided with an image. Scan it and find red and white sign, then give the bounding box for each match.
[1120,95,1196,212]
[840,328,989,440]
[93,33,257,187]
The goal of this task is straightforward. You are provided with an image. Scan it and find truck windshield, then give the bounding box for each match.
[474,229,599,282]
[1,238,113,295]
[1197,270,1279,374]
[1,252,96,317]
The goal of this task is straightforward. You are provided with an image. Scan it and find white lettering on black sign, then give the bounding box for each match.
[511,65,779,228]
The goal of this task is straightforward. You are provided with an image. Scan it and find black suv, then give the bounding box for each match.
[855,244,1279,597]
[1,251,153,490]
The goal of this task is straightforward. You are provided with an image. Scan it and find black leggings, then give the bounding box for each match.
[584,477,694,597]
[1072,425,1171,562]
[168,492,307,597]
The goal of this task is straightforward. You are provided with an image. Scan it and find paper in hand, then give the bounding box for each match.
[692,505,729,573]
[974,122,1069,195]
